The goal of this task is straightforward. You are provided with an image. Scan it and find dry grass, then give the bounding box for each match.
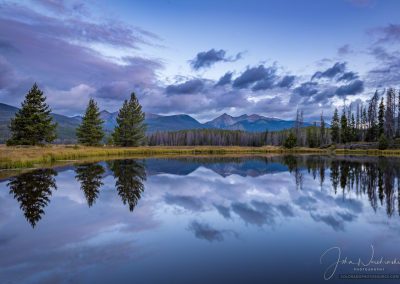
[333,148,400,156]
[2,144,400,170]
[0,145,325,169]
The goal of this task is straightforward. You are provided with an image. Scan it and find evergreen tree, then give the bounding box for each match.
[366,91,379,141]
[320,112,325,145]
[350,113,356,142]
[113,92,146,147]
[76,99,104,146]
[331,108,340,143]
[362,106,367,141]
[378,133,389,150]
[378,97,385,137]
[385,88,396,138]
[340,110,348,143]
[284,132,297,148]
[7,83,57,145]
[397,92,400,137]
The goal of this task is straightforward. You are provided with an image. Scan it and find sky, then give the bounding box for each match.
[0,0,400,121]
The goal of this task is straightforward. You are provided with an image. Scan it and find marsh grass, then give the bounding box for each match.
[2,145,400,170]
[0,145,325,169]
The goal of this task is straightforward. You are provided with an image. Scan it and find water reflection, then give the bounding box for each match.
[8,169,57,227]
[2,155,400,283]
[75,163,105,207]
[5,156,400,228]
[107,159,147,212]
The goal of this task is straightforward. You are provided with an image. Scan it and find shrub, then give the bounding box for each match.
[284,132,297,149]
[378,134,389,150]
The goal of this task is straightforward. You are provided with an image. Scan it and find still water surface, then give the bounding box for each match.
[1,155,400,283]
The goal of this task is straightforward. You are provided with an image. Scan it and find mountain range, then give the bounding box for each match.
[0,103,308,143]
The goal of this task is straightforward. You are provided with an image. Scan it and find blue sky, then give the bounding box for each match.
[0,0,400,121]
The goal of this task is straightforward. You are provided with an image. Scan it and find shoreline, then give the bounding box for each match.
[1,145,400,170]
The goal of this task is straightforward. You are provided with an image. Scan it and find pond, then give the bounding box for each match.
[1,155,400,283]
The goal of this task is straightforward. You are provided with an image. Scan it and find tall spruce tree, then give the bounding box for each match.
[350,114,356,142]
[113,92,146,147]
[367,91,379,141]
[378,97,385,137]
[76,99,104,146]
[320,112,326,145]
[385,88,396,138]
[331,108,340,143]
[7,83,57,145]
[340,110,349,143]
[397,92,400,137]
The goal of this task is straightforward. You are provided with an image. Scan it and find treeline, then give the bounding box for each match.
[147,126,329,147]
[148,129,269,146]
[147,109,330,148]
[330,88,400,149]
[6,83,146,147]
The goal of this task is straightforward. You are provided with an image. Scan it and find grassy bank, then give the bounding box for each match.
[0,145,325,169]
[2,145,400,170]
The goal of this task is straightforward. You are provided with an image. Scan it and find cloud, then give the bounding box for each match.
[367,47,400,87]
[293,82,318,97]
[165,79,205,95]
[46,84,96,114]
[337,72,359,82]
[310,213,345,231]
[372,24,400,44]
[335,79,364,96]
[231,202,267,226]
[276,204,295,217]
[277,75,296,88]
[311,62,347,80]
[164,194,204,211]
[36,0,69,13]
[0,3,163,108]
[214,204,231,219]
[233,65,277,89]
[215,72,233,87]
[190,49,242,70]
[337,44,354,56]
[188,221,224,242]
[0,3,154,49]
[0,56,15,88]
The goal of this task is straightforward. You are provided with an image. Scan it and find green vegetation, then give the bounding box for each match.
[330,108,340,144]
[0,145,326,169]
[76,98,104,146]
[7,83,57,145]
[378,134,389,150]
[112,92,146,146]
[284,132,297,148]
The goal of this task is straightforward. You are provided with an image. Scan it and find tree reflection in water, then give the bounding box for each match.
[281,155,400,217]
[107,159,147,212]
[7,156,400,228]
[8,169,57,227]
[75,163,105,207]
